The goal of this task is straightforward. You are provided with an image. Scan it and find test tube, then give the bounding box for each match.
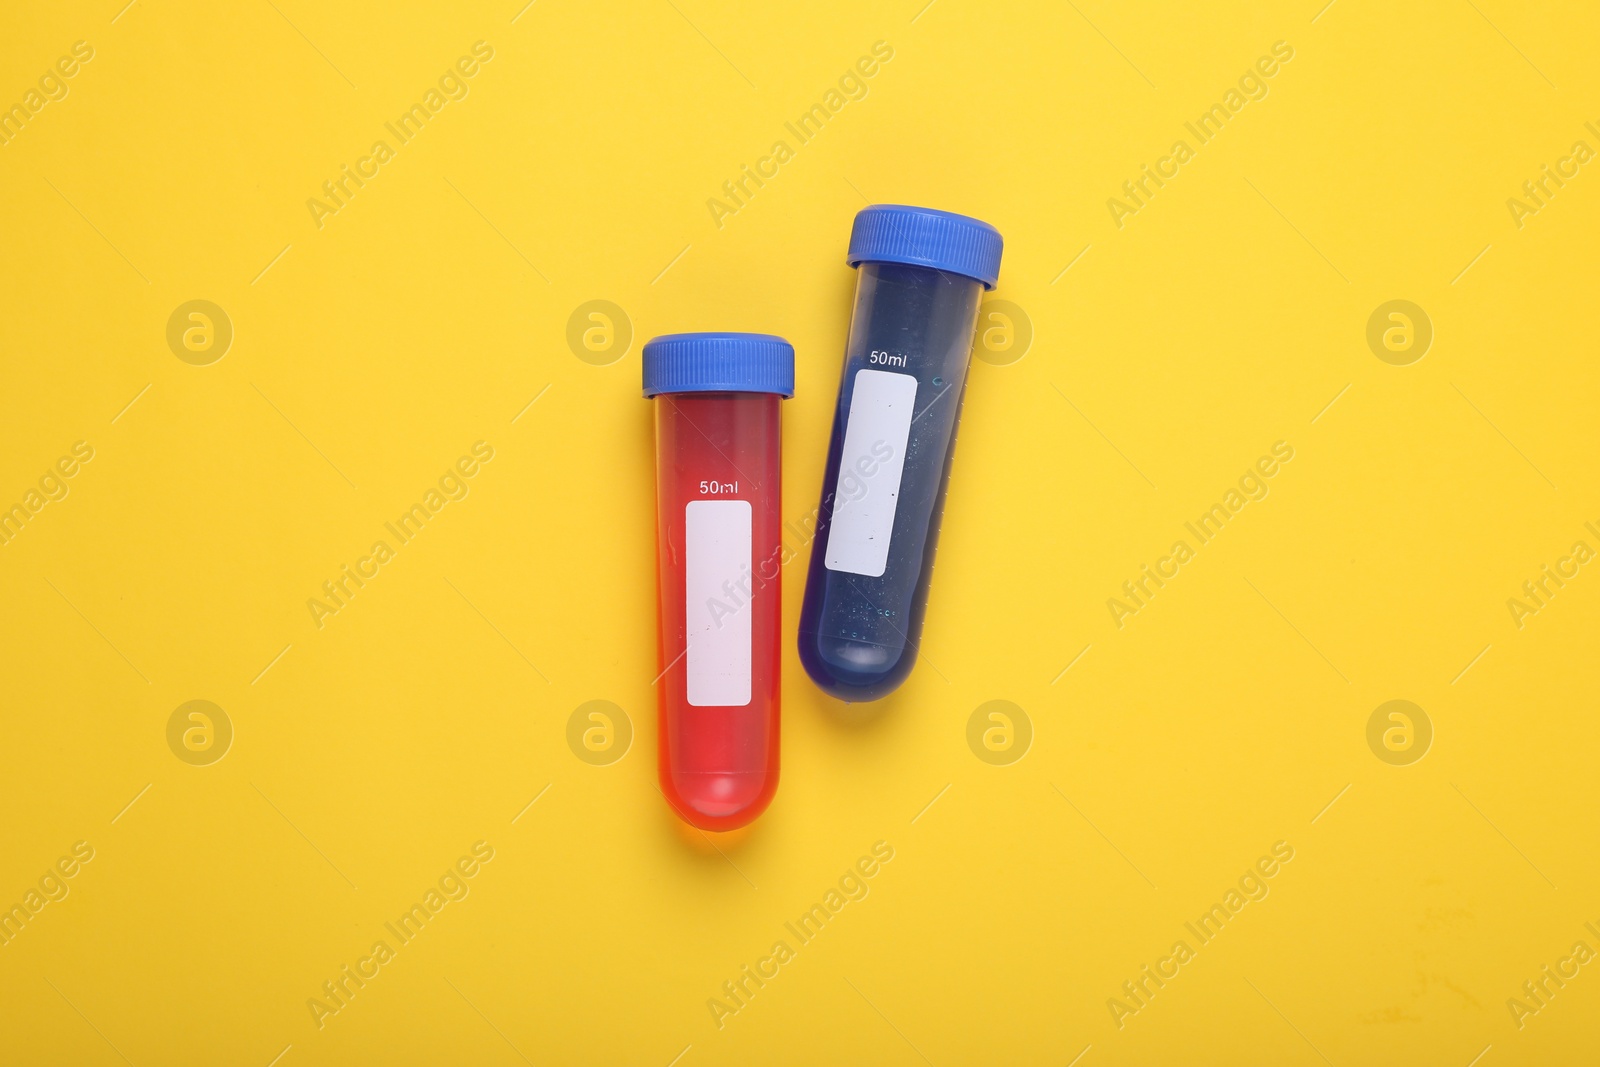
[645,333,793,829]
[798,206,1003,701]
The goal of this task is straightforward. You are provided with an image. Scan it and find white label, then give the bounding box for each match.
[685,499,752,707]
[824,368,917,577]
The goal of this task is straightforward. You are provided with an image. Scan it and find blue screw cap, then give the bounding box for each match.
[642,332,795,398]
[846,204,1004,290]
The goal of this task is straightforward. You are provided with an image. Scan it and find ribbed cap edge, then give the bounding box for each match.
[642,332,795,398]
[847,204,1003,289]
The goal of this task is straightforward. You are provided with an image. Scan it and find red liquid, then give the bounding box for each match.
[652,392,782,830]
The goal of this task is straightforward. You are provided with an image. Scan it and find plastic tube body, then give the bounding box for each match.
[653,391,782,828]
[798,262,983,701]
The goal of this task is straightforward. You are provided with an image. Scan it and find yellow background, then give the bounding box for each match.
[2,0,1597,1063]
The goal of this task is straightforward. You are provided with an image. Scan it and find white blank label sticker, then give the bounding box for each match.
[685,499,752,707]
[824,368,917,577]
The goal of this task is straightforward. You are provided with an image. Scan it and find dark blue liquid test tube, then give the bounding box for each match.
[799,205,1003,701]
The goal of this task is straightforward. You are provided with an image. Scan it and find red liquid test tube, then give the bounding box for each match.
[644,333,794,830]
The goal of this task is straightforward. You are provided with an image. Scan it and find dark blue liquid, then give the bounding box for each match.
[798,262,983,701]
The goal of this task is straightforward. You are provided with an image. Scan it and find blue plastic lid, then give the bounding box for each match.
[642,332,795,398]
[847,205,1003,289]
